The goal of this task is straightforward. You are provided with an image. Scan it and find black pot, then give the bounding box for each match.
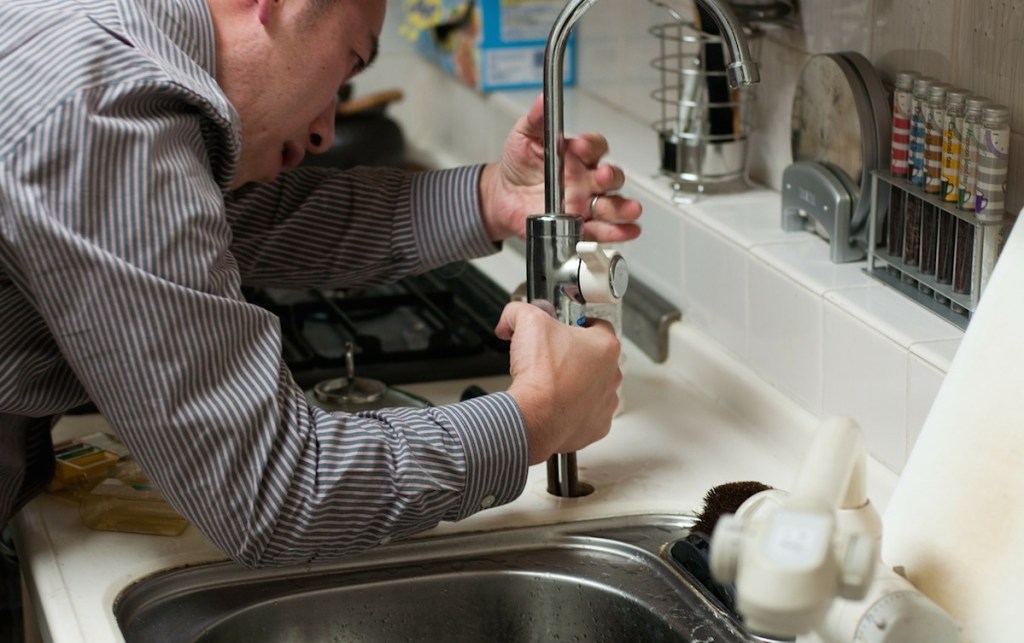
[305,376,431,413]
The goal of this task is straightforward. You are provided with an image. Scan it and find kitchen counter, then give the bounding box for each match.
[12,245,898,643]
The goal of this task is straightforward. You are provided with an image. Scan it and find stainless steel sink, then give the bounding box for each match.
[114,514,755,642]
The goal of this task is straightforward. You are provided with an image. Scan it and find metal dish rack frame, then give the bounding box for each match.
[649,6,761,203]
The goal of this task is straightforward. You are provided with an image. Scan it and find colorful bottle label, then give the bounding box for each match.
[957,120,981,211]
[909,97,928,186]
[924,104,945,194]
[890,89,914,176]
[975,125,1010,218]
[941,114,963,202]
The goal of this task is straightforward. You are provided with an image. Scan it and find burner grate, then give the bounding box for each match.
[244,262,512,389]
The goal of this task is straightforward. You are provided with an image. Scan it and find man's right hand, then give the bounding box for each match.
[495,301,622,465]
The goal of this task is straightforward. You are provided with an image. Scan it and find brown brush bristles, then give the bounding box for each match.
[692,481,773,536]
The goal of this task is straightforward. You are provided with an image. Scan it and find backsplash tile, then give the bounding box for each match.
[751,238,872,296]
[692,190,798,249]
[747,254,823,413]
[823,285,963,350]
[683,220,748,360]
[745,36,805,194]
[619,184,688,306]
[792,0,874,54]
[954,0,1024,133]
[907,353,946,453]
[871,0,959,80]
[822,296,909,472]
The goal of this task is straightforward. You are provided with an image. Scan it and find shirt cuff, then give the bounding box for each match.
[409,165,498,268]
[433,392,529,519]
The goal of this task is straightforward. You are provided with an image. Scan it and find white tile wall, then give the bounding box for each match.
[907,353,945,453]
[682,217,749,358]
[747,254,823,413]
[822,293,909,471]
[368,0,993,474]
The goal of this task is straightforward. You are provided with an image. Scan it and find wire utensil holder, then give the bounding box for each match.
[649,2,760,203]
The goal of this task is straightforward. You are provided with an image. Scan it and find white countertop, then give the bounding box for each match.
[13,245,898,643]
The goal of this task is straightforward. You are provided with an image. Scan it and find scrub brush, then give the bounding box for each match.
[692,480,773,537]
[670,481,773,613]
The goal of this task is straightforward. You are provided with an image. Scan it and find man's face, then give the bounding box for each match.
[219,0,385,188]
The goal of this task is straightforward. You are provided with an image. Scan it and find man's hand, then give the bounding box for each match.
[495,302,622,465]
[479,94,642,243]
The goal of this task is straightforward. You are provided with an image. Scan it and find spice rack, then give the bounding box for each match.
[866,170,1006,330]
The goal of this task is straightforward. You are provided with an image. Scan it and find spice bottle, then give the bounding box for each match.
[916,83,950,293]
[908,76,935,188]
[887,71,918,266]
[916,83,948,298]
[890,71,919,178]
[923,83,949,195]
[957,96,989,211]
[934,89,970,303]
[903,77,934,277]
[940,89,969,202]
[975,104,1011,222]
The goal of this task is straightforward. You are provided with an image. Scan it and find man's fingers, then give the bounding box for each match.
[586,192,641,223]
[565,132,610,168]
[581,220,642,243]
[495,300,553,340]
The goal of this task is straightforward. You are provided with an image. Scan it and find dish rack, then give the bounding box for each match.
[649,3,760,203]
[866,171,1007,330]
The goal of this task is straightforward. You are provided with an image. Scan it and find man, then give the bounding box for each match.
[0,0,642,570]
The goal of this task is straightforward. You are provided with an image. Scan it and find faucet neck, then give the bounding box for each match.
[541,0,598,215]
[541,0,760,215]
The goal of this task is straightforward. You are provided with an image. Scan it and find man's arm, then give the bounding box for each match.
[6,88,528,567]
[224,165,499,288]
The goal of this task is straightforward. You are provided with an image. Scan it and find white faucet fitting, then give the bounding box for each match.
[708,416,960,643]
[708,417,879,638]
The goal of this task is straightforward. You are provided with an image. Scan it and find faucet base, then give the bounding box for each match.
[546,453,594,497]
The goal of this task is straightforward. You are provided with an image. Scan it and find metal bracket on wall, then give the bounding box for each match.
[621,277,682,364]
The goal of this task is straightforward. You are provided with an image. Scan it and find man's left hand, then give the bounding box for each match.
[479,94,643,242]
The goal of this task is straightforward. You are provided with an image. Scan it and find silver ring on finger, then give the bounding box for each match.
[588,194,602,220]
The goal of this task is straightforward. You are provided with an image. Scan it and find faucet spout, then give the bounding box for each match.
[541,0,760,214]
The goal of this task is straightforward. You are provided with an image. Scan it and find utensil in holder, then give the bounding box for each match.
[649,2,760,203]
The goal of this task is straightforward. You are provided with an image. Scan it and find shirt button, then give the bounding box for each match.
[480,494,496,509]
[379,535,391,546]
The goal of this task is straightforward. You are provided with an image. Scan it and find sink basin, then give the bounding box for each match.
[114,514,753,642]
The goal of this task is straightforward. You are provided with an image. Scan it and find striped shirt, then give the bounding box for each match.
[0,0,528,566]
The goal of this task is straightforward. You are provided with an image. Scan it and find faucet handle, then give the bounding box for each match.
[576,241,629,304]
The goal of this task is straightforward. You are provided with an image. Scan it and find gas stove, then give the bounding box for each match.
[242,262,512,391]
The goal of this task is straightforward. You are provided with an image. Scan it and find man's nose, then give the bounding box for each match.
[306,101,336,154]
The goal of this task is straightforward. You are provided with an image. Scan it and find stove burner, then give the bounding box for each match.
[243,262,512,389]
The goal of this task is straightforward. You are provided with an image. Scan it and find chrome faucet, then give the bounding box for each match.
[528,0,760,498]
